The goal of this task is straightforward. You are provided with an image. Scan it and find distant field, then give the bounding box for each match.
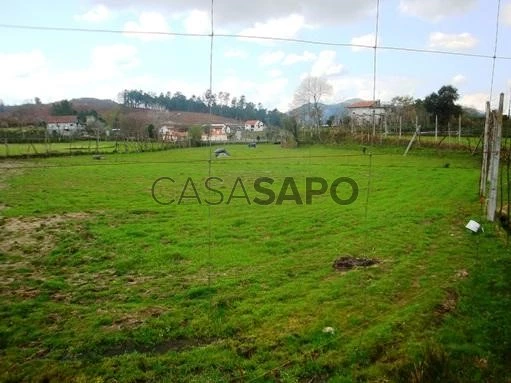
[0,140,181,157]
[0,144,510,382]
[0,131,483,158]
[0,140,116,157]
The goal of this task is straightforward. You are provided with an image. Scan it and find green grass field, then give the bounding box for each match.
[1,144,510,382]
[0,140,179,157]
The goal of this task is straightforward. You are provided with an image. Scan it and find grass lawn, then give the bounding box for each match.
[0,144,510,382]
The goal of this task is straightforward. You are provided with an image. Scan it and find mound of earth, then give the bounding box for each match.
[333,256,379,270]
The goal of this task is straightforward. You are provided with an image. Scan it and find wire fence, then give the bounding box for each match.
[0,0,510,380]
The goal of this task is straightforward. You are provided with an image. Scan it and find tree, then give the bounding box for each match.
[388,95,416,130]
[34,97,42,105]
[147,124,156,139]
[188,125,203,147]
[0,99,4,113]
[51,100,76,116]
[291,76,333,130]
[283,115,300,145]
[423,85,462,126]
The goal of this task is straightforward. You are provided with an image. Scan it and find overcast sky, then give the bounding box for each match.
[1,0,510,111]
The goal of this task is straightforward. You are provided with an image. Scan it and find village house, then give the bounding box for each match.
[201,123,230,142]
[46,116,83,137]
[346,100,386,126]
[244,120,265,132]
[159,122,188,142]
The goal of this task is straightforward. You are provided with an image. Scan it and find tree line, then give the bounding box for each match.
[119,89,286,127]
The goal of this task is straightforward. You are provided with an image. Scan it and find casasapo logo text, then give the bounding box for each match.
[151,176,358,206]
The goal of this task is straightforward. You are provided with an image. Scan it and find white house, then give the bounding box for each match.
[201,124,230,142]
[245,120,265,132]
[46,116,83,137]
[346,100,386,126]
[159,122,188,142]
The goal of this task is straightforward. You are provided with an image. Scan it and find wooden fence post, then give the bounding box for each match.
[458,115,461,144]
[487,93,504,221]
[435,114,438,143]
[480,102,491,197]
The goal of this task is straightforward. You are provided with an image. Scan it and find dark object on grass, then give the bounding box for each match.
[92,155,104,160]
[248,142,257,148]
[443,163,450,168]
[333,256,379,270]
[362,146,367,154]
[214,148,230,157]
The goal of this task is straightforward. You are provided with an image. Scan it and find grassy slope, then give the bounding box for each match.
[0,144,510,382]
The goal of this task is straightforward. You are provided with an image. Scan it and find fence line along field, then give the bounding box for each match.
[0,144,510,382]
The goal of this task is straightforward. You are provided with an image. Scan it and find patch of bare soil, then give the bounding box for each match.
[435,289,458,315]
[101,336,218,357]
[0,212,89,255]
[333,255,379,271]
[498,204,511,233]
[101,307,167,331]
[0,212,90,299]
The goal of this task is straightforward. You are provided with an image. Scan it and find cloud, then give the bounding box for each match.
[183,10,210,34]
[95,0,376,27]
[124,12,171,41]
[224,49,248,59]
[269,69,283,78]
[310,51,344,77]
[282,51,316,65]
[259,51,285,66]
[216,75,289,110]
[459,92,488,111]
[329,74,418,103]
[351,33,375,52]
[459,90,509,112]
[0,46,144,105]
[91,44,140,76]
[451,74,466,86]
[503,2,511,26]
[164,79,205,98]
[399,0,477,22]
[259,50,318,69]
[428,32,478,50]
[0,50,47,79]
[75,4,111,22]
[239,14,309,43]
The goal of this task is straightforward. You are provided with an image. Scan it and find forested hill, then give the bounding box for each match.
[119,89,285,127]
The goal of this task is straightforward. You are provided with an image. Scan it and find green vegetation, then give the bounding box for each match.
[0,144,510,382]
[51,100,76,116]
[121,89,285,126]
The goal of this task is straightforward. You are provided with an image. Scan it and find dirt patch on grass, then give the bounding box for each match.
[101,307,167,331]
[101,336,217,357]
[0,212,90,255]
[0,212,91,299]
[435,289,458,315]
[333,255,380,271]
[498,204,511,233]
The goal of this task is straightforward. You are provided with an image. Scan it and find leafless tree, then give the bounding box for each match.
[291,76,333,131]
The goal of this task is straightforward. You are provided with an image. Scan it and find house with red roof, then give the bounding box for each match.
[46,116,83,137]
[244,120,265,132]
[346,100,386,126]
